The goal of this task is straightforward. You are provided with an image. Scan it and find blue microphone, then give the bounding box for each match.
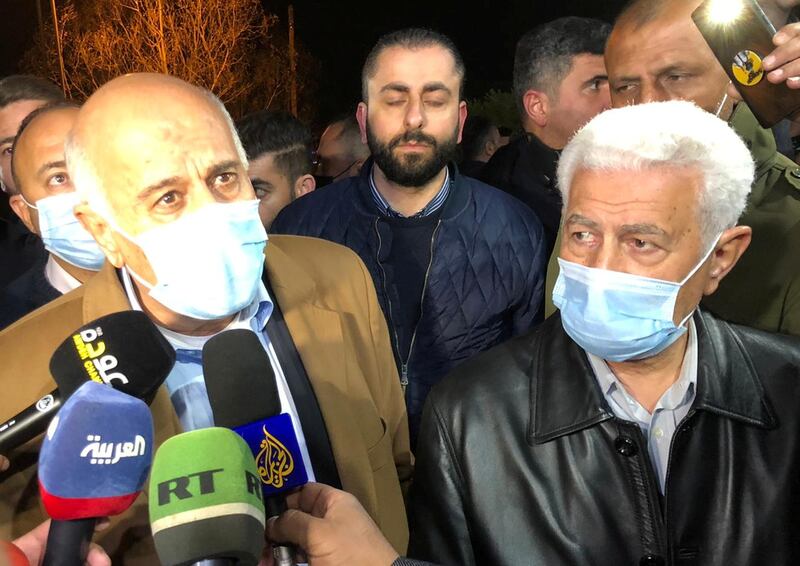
[203,329,309,566]
[38,380,154,566]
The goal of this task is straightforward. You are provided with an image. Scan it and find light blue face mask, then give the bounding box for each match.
[120,200,268,321]
[552,238,719,362]
[22,192,105,270]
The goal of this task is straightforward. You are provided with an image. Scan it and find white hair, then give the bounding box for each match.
[557,100,755,248]
[65,87,248,219]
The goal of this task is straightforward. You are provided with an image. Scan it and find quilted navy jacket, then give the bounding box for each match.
[271,160,547,440]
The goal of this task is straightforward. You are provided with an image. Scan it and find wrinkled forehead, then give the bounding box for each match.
[78,103,239,199]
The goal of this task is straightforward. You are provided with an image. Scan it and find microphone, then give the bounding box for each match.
[148,427,266,566]
[37,381,154,566]
[203,330,309,566]
[0,311,175,454]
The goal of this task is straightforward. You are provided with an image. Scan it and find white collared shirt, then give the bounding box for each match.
[587,321,698,493]
[44,255,83,294]
[120,268,316,482]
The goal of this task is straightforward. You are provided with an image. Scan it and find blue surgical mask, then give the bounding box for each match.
[552,238,719,362]
[120,200,267,320]
[22,192,105,270]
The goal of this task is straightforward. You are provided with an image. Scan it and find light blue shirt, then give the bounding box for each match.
[120,268,316,481]
[587,320,698,493]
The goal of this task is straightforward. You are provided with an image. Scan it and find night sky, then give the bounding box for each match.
[0,0,627,122]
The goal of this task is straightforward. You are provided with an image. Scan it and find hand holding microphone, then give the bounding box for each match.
[10,519,111,566]
[263,483,400,566]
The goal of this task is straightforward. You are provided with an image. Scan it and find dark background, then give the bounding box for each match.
[0,0,627,121]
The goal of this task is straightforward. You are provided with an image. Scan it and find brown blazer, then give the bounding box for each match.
[0,235,413,562]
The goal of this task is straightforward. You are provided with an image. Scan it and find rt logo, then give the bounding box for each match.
[157,468,263,505]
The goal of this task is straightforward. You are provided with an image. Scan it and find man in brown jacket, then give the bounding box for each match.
[0,73,412,563]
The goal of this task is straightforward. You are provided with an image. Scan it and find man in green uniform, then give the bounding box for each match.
[543,0,800,335]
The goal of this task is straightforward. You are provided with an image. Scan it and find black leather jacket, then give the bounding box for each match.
[409,312,800,566]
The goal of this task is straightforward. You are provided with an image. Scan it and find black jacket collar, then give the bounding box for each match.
[529,312,777,445]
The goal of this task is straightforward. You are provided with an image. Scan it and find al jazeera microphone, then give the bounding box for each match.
[203,330,309,566]
[149,427,267,566]
[0,311,174,454]
[38,381,154,566]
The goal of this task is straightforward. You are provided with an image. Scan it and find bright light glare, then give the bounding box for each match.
[706,0,746,25]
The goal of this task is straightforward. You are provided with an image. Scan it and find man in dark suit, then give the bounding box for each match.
[0,102,101,328]
[0,74,412,563]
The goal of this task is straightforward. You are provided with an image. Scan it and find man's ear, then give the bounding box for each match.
[74,203,123,268]
[703,225,752,296]
[356,103,368,144]
[484,138,498,160]
[523,89,549,128]
[8,194,37,234]
[456,101,468,144]
[294,174,316,199]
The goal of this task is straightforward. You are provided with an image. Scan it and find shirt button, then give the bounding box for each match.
[615,435,638,457]
[791,168,800,179]
[640,555,665,566]
[654,428,664,438]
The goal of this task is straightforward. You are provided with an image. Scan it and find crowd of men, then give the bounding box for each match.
[1,0,800,564]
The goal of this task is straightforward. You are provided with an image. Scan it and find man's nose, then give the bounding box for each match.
[404,99,425,130]
[639,82,670,104]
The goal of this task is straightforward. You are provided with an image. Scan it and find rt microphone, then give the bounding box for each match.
[203,329,309,566]
[0,311,175,454]
[38,380,154,566]
[149,427,267,566]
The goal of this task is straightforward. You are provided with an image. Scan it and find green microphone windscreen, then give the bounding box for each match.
[148,427,266,565]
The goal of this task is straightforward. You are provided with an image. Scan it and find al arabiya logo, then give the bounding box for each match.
[80,434,146,465]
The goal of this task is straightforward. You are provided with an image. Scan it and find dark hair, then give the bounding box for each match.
[513,17,611,114]
[323,112,370,160]
[10,100,79,194]
[0,75,64,110]
[361,27,466,101]
[460,115,496,161]
[236,110,313,182]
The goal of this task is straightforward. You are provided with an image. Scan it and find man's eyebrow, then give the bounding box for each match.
[0,136,14,146]
[137,176,183,202]
[584,74,608,86]
[207,160,240,180]
[564,213,601,230]
[36,160,67,176]
[380,83,410,94]
[619,223,668,237]
[422,82,451,95]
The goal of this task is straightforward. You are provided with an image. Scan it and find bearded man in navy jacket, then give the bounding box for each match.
[272,28,546,443]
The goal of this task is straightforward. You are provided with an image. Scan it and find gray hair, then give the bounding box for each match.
[66,87,248,219]
[557,100,754,248]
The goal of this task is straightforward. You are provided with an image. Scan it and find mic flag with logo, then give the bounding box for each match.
[49,310,175,402]
[148,427,266,566]
[38,380,154,520]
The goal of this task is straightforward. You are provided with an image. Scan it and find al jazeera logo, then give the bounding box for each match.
[256,426,294,489]
[732,50,764,87]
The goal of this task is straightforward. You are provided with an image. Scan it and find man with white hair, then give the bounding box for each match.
[0,73,412,563]
[409,101,800,566]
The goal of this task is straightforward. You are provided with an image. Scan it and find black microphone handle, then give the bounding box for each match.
[0,391,61,454]
[42,517,96,566]
[266,496,296,566]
